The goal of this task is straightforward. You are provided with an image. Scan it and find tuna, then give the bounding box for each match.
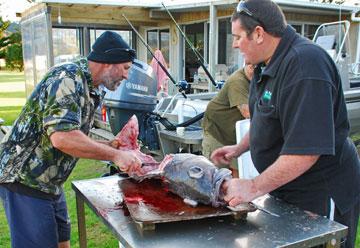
[115,115,232,207]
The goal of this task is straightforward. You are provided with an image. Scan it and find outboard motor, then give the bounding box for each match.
[104,59,159,149]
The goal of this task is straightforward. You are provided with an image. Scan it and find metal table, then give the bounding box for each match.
[72,175,347,248]
[158,129,203,154]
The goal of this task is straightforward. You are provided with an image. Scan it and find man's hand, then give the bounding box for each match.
[113,150,142,175]
[211,145,241,165]
[221,154,320,207]
[50,130,144,175]
[237,104,250,119]
[222,178,261,206]
[211,131,250,165]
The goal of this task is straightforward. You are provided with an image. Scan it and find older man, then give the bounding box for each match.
[0,31,142,248]
[211,1,360,247]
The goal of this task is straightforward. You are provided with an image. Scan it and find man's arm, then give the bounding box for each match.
[211,130,250,165]
[255,154,318,193]
[224,154,319,206]
[96,139,119,148]
[236,104,250,119]
[50,130,142,173]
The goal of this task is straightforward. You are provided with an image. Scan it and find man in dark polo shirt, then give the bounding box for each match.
[211,0,360,247]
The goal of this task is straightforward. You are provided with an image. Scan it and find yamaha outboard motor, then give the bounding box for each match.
[104,59,159,149]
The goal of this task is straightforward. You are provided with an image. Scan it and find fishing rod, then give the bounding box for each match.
[123,14,205,131]
[161,2,218,87]
[122,14,187,99]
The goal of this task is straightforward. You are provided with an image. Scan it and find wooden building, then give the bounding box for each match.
[20,0,360,95]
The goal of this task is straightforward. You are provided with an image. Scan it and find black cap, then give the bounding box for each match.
[87,31,136,64]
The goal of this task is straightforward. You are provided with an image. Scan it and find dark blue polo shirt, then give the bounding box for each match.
[249,25,360,214]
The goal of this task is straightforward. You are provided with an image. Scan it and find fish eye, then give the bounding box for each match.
[188,166,204,179]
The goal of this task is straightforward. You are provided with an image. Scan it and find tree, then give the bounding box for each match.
[6,31,23,71]
[0,16,23,71]
[0,17,11,59]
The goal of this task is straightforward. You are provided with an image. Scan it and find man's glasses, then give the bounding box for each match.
[236,1,265,29]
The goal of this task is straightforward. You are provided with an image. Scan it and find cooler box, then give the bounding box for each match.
[235,119,259,179]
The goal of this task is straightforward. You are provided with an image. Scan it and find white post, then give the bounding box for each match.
[208,3,217,92]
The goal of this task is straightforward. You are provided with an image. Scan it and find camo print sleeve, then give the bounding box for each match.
[43,76,84,136]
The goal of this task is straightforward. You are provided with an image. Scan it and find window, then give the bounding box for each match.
[290,24,302,35]
[288,23,320,40]
[304,24,320,40]
[184,23,205,82]
[146,29,170,64]
[52,27,82,64]
[22,12,52,95]
[218,18,242,76]
[160,30,170,65]
[147,30,158,63]
[89,29,133,48]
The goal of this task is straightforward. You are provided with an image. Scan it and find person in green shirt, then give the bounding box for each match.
[202,64,254,177]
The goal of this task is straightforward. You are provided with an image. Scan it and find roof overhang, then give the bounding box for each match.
[33,0,160,8]
[152,0,358,14]
[31,0,359,21]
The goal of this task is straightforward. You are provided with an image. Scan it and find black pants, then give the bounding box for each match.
[334,200,360,248]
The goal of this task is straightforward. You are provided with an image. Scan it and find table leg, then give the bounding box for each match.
[326,238,341,248]
[76,194,87,248]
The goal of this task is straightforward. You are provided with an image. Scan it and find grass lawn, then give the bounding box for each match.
[0,106,23,125]
[0,91,26,98]
[0,70,25,83]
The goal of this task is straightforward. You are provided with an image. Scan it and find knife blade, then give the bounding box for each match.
[250,202,280,217]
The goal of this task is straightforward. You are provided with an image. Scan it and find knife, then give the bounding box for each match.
[250,202,280,217]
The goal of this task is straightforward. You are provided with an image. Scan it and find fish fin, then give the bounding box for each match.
[183,198,198,207]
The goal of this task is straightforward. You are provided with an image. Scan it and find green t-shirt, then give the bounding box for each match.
[202,68,249,145]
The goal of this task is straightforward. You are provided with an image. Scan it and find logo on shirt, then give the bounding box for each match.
[262,90,272,102]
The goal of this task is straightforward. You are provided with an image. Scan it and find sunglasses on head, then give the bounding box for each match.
[236,1,265,29]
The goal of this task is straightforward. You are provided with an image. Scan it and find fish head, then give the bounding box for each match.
[163,153,231,206]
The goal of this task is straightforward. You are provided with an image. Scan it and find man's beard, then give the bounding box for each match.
[101,72,121,91]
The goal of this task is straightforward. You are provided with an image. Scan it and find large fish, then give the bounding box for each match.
[115,115,232,207]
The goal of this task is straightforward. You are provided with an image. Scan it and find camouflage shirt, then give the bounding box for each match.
[0,58,102,195]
